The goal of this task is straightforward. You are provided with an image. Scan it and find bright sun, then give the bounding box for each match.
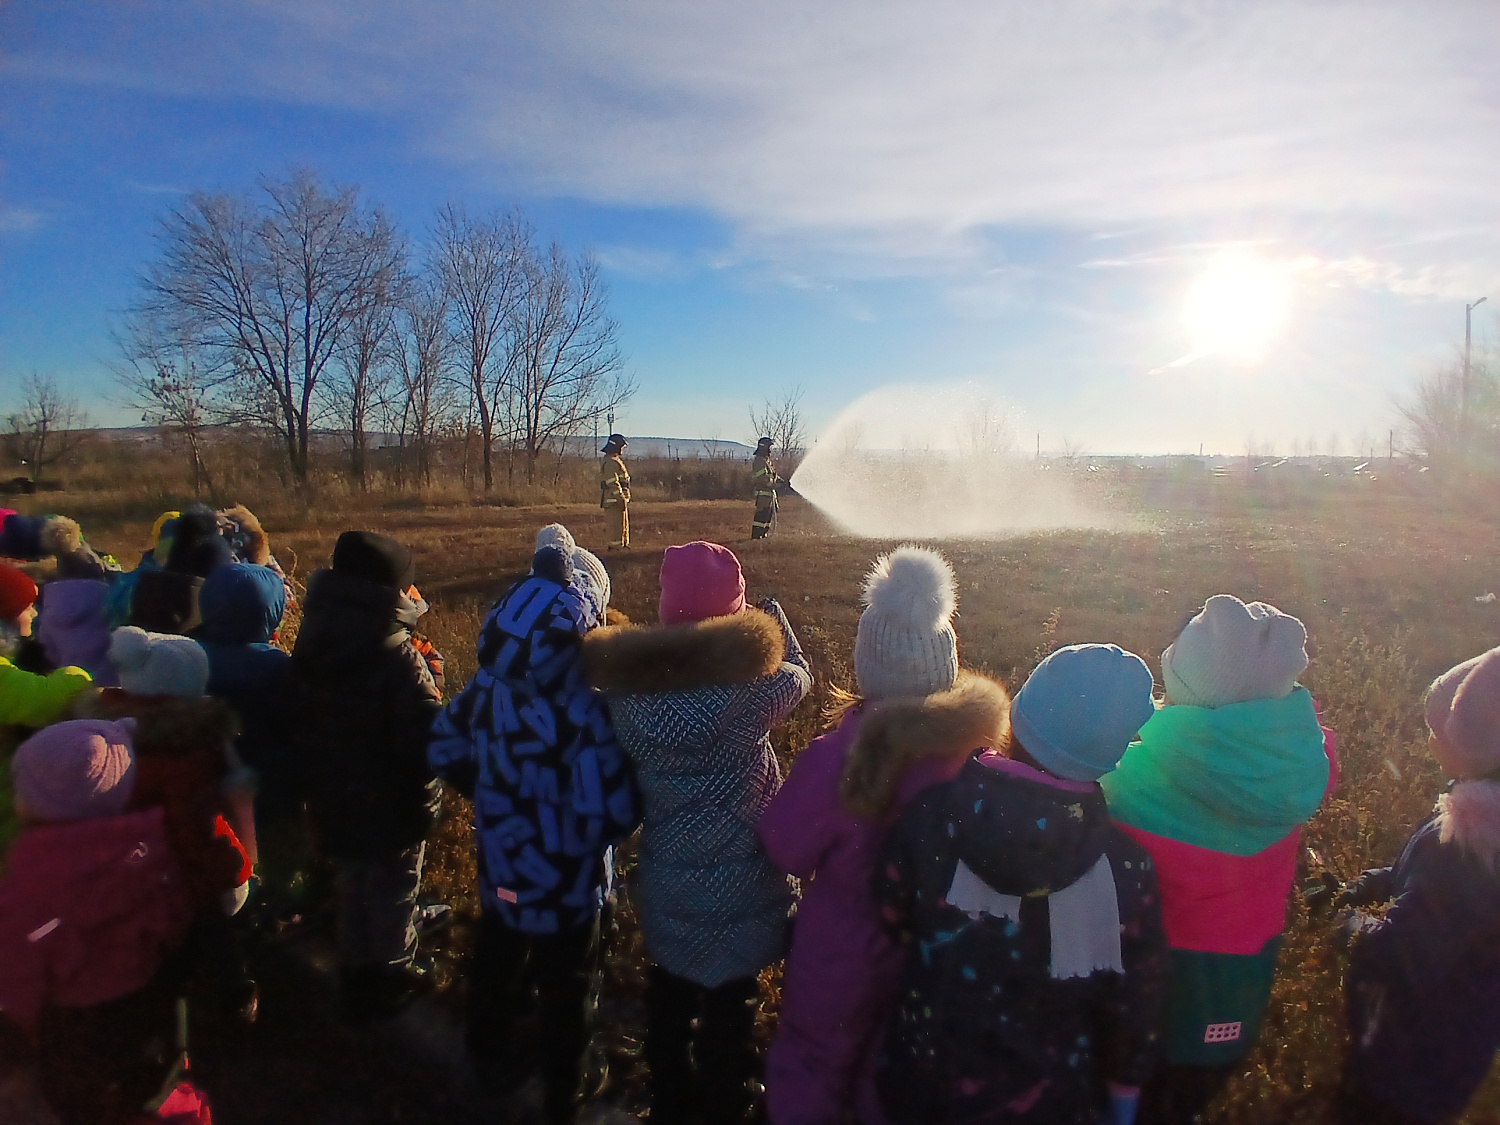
[1182,256,1290,360]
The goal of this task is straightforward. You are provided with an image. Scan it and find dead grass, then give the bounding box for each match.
[14,473,1500,1122]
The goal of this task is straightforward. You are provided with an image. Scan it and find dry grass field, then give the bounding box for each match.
[14,471,1500,1124]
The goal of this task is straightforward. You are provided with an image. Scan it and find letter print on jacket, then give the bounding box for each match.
[430,574,640,934]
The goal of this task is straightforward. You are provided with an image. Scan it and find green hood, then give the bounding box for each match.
[1101,687,1328,856]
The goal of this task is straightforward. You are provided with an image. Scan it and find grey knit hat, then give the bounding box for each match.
[1162,594,1308,709]
[536,523,610,619]
[854,546,959,701]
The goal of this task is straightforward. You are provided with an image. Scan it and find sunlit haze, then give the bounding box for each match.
[2,1,1499,455]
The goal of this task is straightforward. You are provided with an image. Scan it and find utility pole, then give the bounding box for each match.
[1464,296,1488,421]
[1036,432,1040,460]
[1389,429,1394,461]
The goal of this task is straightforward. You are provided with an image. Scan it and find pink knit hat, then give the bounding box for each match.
[12,719,137,823]
[1426,646,1500,779]
[658,542,746,624]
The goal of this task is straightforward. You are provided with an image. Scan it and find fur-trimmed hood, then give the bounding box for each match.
[83,687,239,757]
[219,504,270,567]
[1437,779,1500,870]
[582,607,784,694]
[840,670,1011,819]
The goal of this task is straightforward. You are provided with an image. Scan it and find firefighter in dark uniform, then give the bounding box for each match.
[750,436,778,539]
[600,434,630,549]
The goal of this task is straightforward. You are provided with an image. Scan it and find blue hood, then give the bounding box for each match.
[197,563,285,644]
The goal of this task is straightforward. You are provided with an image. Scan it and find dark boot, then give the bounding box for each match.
[646,967,701,1125]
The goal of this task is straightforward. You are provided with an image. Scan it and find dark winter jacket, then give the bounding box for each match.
[876,751,1169,1125]
[429,572,640,934]
[86,690,253,911]
[583,600,812,987]
[196,563,296,820]
[1345,779,1500,1124]
[290,569,443,861]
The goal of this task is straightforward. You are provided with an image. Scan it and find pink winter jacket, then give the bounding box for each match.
[758,673,1010,1125]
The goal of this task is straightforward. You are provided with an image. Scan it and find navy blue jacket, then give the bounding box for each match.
[429,572,639,934]
[1346,780,1500,1124]
[196,564,296,818]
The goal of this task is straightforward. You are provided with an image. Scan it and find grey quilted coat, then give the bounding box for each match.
[582,598,812,986]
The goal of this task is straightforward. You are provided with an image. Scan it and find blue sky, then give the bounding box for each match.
[3,1,1499,454]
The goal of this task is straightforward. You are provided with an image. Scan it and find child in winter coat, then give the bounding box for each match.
[290,530,444,1022]
[0,718,200,1125]
[583,541,812,1125]
[758,547,1010,1125]
[1335,645,1500,1125]
[195,562,301,907]
[36,577,117,685]
[876,643,1169,1125]
[1101,595,1334,1125]
[429,524,639,1124]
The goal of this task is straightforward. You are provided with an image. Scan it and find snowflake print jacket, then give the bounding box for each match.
[429,565,641,934]
[875,751,1169,1125]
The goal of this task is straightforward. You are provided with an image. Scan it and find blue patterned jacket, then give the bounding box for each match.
[429,570,640,934]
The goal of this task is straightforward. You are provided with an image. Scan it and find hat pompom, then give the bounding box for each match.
[862,546,956,632]
[108,625,153,673]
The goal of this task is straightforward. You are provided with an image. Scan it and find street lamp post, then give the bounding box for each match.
[1464,296,1488,420]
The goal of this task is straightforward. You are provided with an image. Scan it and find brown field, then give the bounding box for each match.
[12,471,1500,1124]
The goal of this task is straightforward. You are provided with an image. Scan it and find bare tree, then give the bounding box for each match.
[751,386,807,473]
[3,373,89,483]
[112,309,230,496]
[1399,351,1498,471]
[506,244,632,485]
[431,204,529,491]
[332,232,406,490]
[388,273,455,488]
[136,170,398,485]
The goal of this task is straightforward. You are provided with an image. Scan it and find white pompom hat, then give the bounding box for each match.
[853,546,959,700]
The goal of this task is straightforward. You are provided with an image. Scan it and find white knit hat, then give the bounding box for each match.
[571,546,611,619]
[536,524,576,554]
[853,546,959,701]
[1162,594,1308,709]
[109,626,210,699]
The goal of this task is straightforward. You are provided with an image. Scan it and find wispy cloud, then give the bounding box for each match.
[0,204,45,233]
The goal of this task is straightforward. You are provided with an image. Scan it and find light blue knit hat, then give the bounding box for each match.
[1010,643,1156,782]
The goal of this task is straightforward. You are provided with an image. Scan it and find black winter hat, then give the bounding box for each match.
[165,506,233,578]
[331,531,415,589]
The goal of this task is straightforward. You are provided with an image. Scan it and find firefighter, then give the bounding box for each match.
[751,436,778,540]
[600,434,631,549]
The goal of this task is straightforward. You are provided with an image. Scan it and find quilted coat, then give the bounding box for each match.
[583,599,812,986]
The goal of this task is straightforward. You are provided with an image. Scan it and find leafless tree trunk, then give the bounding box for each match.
[112,310,230,496]
[506,245,633,485]
[334,235,405,490]
[750,386,807,474]
[1399,350,1499,472]
[136,170,398,486]
[431,204,529,492]
[390,274,455,488]
[3,373,90,484]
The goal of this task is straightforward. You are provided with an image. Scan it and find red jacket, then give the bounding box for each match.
[0,808,194,1031]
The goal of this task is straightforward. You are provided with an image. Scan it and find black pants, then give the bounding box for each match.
[646,966,759,1125]
[468,914,601,1124]
[1334,1077,1434,1125]
[1137,1062,1238,1125]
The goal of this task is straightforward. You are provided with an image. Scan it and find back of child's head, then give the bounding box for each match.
[109,627,210,699]
[164,506,233,578]
[658,541,745,624]
[12,718,137,824]
[198,562,286,645]
[1426,646,1500,780]
[854,546,959,701]
[331,530,415,590]
[1010,643,1155,781]
[1162,593,1307,709]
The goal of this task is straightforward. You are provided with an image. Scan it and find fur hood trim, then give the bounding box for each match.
[219,504,270,566]
[841,670,1011,820]
[583,607,783,694]
[84,688,240,754]
[40,516,83,557]
[1437,779,1500,870]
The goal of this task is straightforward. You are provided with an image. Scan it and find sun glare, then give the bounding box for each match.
[1182,256,1290,360]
